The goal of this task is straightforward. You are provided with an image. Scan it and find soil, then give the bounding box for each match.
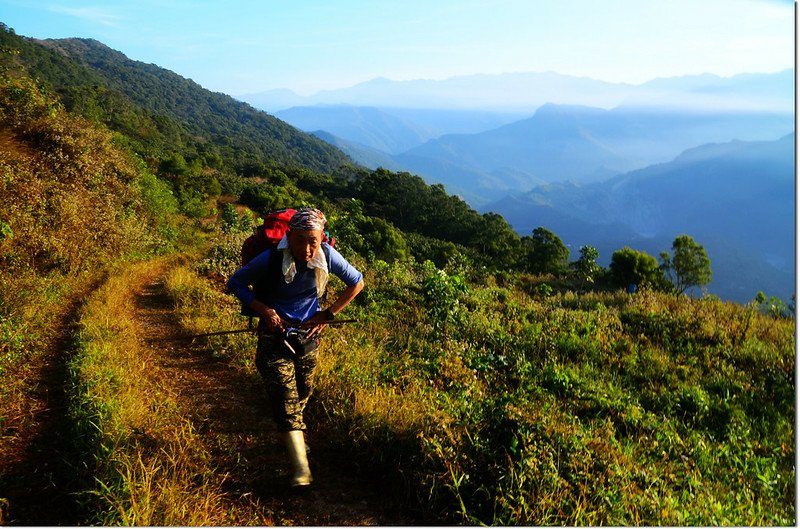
[0,268,428,525]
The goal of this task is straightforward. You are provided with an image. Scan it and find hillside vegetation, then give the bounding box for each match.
[0,56,196,524]
[0,69,181,379]
[0,24,351,193]
[0,25,795,526]
[188,228,794,525]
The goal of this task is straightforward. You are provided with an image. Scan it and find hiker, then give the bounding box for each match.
[226,208,364,487]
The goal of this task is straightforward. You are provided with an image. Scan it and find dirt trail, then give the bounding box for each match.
[134,275,419,525]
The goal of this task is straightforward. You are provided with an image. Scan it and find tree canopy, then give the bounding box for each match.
[660,234,713,295]
[525,227,569,275]
[610,247,663,290]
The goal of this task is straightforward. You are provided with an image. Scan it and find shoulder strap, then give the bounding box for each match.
[267,247,283,282]
[322,243,332,270]
[250,248,282,305]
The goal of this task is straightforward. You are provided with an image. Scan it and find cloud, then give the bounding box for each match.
[48,5,122,27]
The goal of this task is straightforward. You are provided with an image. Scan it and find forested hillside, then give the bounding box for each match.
[0,24,794,526]
[0,24,351,176]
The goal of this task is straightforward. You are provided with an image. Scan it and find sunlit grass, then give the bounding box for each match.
[175,236,797,526]
[69,258,262,526]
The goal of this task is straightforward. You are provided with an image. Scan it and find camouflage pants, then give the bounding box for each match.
[255,331,320,432]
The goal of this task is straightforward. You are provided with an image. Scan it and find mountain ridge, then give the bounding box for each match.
[241,69,793,113]
[7,34,353,174]
[369,104,792,204]
[482,134,795,302]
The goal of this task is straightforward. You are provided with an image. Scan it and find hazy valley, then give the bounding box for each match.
[241,70,794,303]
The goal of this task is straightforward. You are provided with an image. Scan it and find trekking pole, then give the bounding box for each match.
[291,318,358,328]
[187,328,259,339]
[185,319,358,340]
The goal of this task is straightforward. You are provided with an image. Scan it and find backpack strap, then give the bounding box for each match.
[253,249,283,308]
[321,242,332,270]
[241,248,282,318]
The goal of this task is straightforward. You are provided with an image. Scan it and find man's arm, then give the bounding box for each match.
[306,278,364,338]
[327,279,364,316]
[227,250,287,331]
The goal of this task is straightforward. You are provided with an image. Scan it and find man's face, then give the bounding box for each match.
[287,229,323,263]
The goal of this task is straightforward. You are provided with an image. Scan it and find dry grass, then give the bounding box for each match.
[164,265,257,369]
[318,321,438,434]
[70,257,259,525]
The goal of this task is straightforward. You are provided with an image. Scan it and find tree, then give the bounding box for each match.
[660,235,712,296]
[570,245,601,289]
[220,203,252,234]
[609,247,663,290]
[525,227,569,275]
[329,208,409,262]
[475,212,521,269]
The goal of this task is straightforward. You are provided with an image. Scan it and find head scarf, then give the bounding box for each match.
[289,208,326,232]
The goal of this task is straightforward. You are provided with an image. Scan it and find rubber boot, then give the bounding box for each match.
[284,430,312,486]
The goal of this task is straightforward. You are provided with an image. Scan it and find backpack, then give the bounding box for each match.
[239,208,335,320]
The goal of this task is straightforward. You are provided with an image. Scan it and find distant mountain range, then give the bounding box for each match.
[395,104,793,203]
[241,70,793,113]
[251,70,793,206]
[483,134,795,302]
[277,106,526,154]
[284,103,792,206]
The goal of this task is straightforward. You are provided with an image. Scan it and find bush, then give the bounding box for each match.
[609,247,665,291]
[219,203,253,234]
[422,262,468,336]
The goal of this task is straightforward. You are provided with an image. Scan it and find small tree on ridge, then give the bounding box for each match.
[660,234,712,296]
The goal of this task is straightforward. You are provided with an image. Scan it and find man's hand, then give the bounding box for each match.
[305,310,330,339]
[248,300,286,333]
[261,307,285,333]
[304,280,364,339]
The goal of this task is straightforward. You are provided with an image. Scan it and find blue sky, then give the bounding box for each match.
[0,0,794,96]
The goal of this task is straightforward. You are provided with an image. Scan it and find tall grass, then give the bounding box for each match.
[0,265,102,487]
[68,258,262,525]
[164,263,258,370]
[0,69,182,470]
[179,235,796,525]
[317,260,794,525]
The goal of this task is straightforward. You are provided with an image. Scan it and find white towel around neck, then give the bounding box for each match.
[276,235,329,298]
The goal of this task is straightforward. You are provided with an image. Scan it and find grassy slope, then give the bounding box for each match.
[327,263,794,525]
[183,233,795,525]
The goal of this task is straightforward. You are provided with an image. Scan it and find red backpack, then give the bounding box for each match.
[241,208,336,265]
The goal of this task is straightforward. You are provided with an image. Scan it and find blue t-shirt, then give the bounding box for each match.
[226,243,362,323]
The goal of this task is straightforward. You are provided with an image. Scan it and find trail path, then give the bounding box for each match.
[0,267,420,525]
[134,274,416,525]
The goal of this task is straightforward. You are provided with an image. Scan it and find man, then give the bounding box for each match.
[227,208,364,487]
